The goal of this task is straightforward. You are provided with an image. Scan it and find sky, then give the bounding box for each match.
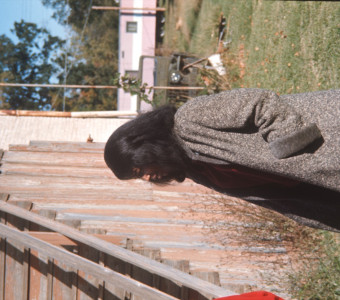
[0,0,67,41]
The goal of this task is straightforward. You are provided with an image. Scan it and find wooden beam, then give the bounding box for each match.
[0,82,118,89]
[28,232,78,246]
[0,201,234,299]
[0,110,137,118]
[0,223,179,300]
[71,111,138,118]
[27,232,124,247]
[9,141,105,153]
[0,110,72,117]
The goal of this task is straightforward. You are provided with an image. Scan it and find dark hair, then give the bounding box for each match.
[104,105,188,183]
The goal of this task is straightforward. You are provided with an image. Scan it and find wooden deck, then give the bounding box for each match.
[0,141,293,298]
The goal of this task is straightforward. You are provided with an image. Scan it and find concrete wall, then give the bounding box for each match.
[0,116,128,150]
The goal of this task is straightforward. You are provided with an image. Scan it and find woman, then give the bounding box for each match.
[104,88,340,232]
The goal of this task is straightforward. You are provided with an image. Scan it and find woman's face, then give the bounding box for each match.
[133,167,169,182]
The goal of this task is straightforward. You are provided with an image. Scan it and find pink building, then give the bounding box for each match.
[118,0,157,112]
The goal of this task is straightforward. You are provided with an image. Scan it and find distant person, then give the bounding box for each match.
[104,88,340,232]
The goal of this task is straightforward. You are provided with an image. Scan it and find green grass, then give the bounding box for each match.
[163,0,340,94]
[288,232,340,300]
[162,1,340,297]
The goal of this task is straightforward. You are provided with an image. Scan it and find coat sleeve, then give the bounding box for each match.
[176,88,322,159]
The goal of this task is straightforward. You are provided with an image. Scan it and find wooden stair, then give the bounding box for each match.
[0,141,292,296]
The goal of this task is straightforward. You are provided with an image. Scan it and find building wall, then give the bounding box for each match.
[118,0,156,112]
[0,116,128,150]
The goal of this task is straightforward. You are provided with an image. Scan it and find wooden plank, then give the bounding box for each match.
[4,240,27,299]
[0,174,146,194]
[0,197,28,300]
[1,151,106,168]
[3,208,30,300]
[0,206,6,300]
[1,163,113,178]
[0,173,139,188]
[22,248,30,300]
[46,259,54,300]
[0,109,72,117]
[0,240,4,300]
[30,140,105,147]
[0,201,235,299]
[1,173,200,199]
[98,252,105,300]
[103,253,130,300]
[0,223,180,300]
[55,209,197,227]
[8,193,194,207]
[27,232,124,247]
[0,108,136,118]
[70,111,137,118]
[6,200,32,211]
[52,259,77,300]
[9,141,105,153]
[162,259,190,273]
[0,180,153,207]
[77,243,101,300]
[28,232,78,246]
[2,190,152,203]
[29,250,52,300]
[191,271,221,286]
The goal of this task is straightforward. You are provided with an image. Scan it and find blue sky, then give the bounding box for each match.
[0,0,67,41]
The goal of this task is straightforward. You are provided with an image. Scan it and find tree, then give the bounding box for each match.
[42,0,119,111]
[0,20,65,110]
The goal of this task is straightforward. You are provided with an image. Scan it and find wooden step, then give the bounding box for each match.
[9,141,105,153]
[1,163,113,177]
[27,231,126,247]
[2,151,106,168]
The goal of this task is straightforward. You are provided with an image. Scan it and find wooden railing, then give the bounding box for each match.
[0,197,234,300]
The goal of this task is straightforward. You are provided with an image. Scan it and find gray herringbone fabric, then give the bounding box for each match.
[175,88,340,192]
[174,88,340,231]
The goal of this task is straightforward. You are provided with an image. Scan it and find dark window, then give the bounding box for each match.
[126,22,137,33]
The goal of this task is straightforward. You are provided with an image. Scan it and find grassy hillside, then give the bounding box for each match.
[160,1,340,297]
[162,0,340,94]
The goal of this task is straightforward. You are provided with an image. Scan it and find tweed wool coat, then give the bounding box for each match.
[174,88,340,231]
